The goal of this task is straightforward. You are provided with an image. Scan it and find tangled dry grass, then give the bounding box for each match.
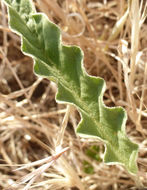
[0,0,147,189]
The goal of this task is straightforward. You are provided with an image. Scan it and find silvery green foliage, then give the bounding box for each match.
[4,0,138,174]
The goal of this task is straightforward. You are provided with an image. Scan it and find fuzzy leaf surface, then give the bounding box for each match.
[4,0,139,173]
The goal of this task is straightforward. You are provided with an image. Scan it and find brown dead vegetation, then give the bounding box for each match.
[0,0,147,189]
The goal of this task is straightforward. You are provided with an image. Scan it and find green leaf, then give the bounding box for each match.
[4,0,139,174]
[83,160,94,174]
[85,145,102,162]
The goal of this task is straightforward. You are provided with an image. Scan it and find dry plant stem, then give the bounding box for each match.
[14,147,69,172]
[0,142,13,165]
[0,25,10,32]
[129,0,140,127]
[0,48,34,110]
[55,105,85,190]
[118,59,123,100]
[23,128,51,152]
[137,64,147,128]
[128,173,144,189]
[130,0,140,84]
[23,106,84,189]
[108,7,129,42]
[13,148,69,190]
[0,1,7,78]
[40,0,67,23]
[55,105,71,149]
[140,1,147,25]
[56,156,85,190]
[118,40,141,130]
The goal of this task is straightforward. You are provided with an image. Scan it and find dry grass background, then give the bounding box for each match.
[0,0,147,189]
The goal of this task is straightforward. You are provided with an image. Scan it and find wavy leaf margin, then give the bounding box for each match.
[3,0,139,174]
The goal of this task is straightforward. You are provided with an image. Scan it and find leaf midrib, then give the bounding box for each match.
[38,57,120,150]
